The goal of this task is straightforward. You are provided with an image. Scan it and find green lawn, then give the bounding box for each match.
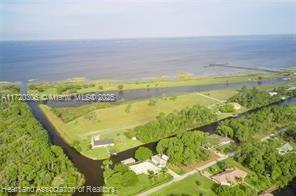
[108,173,173,196]
[200,89,238,100]
[150,173,217,196]
[39,89,238,160]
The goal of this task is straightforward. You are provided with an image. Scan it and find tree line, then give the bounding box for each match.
[235,141,296,188]
[229,86,280,109]
[217,105,296,142]
[0,85,83,194]
[156,131,209,165]
[135,105,217,143]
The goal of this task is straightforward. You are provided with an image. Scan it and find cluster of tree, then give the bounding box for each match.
[156,132,209,165]
[0,87,83,194]
[286,88,296,97]
[217,106,296,142]
[117,84,124,90]
[135,147,152,161]
[50,102,110,122]
[28,84,45,92]
[213,184,255,196]
[272,86,296,97]
[102,160,138,189]
[56,84,83,94]
[284,123,296,142]
[55,83,95,94]
[0,84,19,94]
[218,103,235,113]
[235,141,296,188]
[229,87,280,109]
[135,105,217,143]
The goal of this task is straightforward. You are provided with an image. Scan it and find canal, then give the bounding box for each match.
[21,82,296,195]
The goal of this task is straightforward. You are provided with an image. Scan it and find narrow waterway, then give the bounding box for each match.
[47,78,287,108]
[21,82,296,195]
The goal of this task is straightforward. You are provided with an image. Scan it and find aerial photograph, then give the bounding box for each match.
[1,0,296,195]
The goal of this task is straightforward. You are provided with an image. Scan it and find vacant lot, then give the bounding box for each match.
[40,89,238,160]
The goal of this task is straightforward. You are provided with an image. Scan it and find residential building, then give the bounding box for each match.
[91,135,114,149]
[151,154,169,168]
[211,168,247,186]
[121,158,136,165]
[129,161,160,175]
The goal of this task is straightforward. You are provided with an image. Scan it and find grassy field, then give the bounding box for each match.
[28,72,281,95]
[122,173,173,196]
[150,173,217,196]
[39,89,239,160]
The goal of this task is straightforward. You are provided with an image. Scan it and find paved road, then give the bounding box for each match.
[137,152,235,196]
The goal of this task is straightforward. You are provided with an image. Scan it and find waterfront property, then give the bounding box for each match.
[211,168,247,186]
[269,92,278,96]
[129,161,161,175]
[91,135,114,149]
[151,154,169,168]
[121,157,136,165]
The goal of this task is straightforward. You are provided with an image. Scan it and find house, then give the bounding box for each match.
[268,92,278,96]
[121,158,136,165]
[278,143,293,155]
[129,161,160,175]
[283,77,291,81]
[231,102,241,110]
[91,135,114,149]
[151,154,169,168]
[211,168,247,186]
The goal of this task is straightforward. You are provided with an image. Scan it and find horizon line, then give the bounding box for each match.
[1,33,295,42]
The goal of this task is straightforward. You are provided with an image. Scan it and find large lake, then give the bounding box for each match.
[0,35,295,82]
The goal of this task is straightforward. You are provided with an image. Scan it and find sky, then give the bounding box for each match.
[0,0,295,40]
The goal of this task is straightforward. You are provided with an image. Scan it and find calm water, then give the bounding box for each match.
[1,35,296,82]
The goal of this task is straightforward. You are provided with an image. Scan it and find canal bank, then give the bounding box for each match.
[21,82,296,195]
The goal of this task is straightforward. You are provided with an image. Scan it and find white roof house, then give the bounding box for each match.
[121,158,136,165]
[129,161,160,175]
[151,154,169,168]
[269,92,278,96]
[278,143,293,155]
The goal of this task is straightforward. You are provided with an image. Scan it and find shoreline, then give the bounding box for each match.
[27,72,286,96]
